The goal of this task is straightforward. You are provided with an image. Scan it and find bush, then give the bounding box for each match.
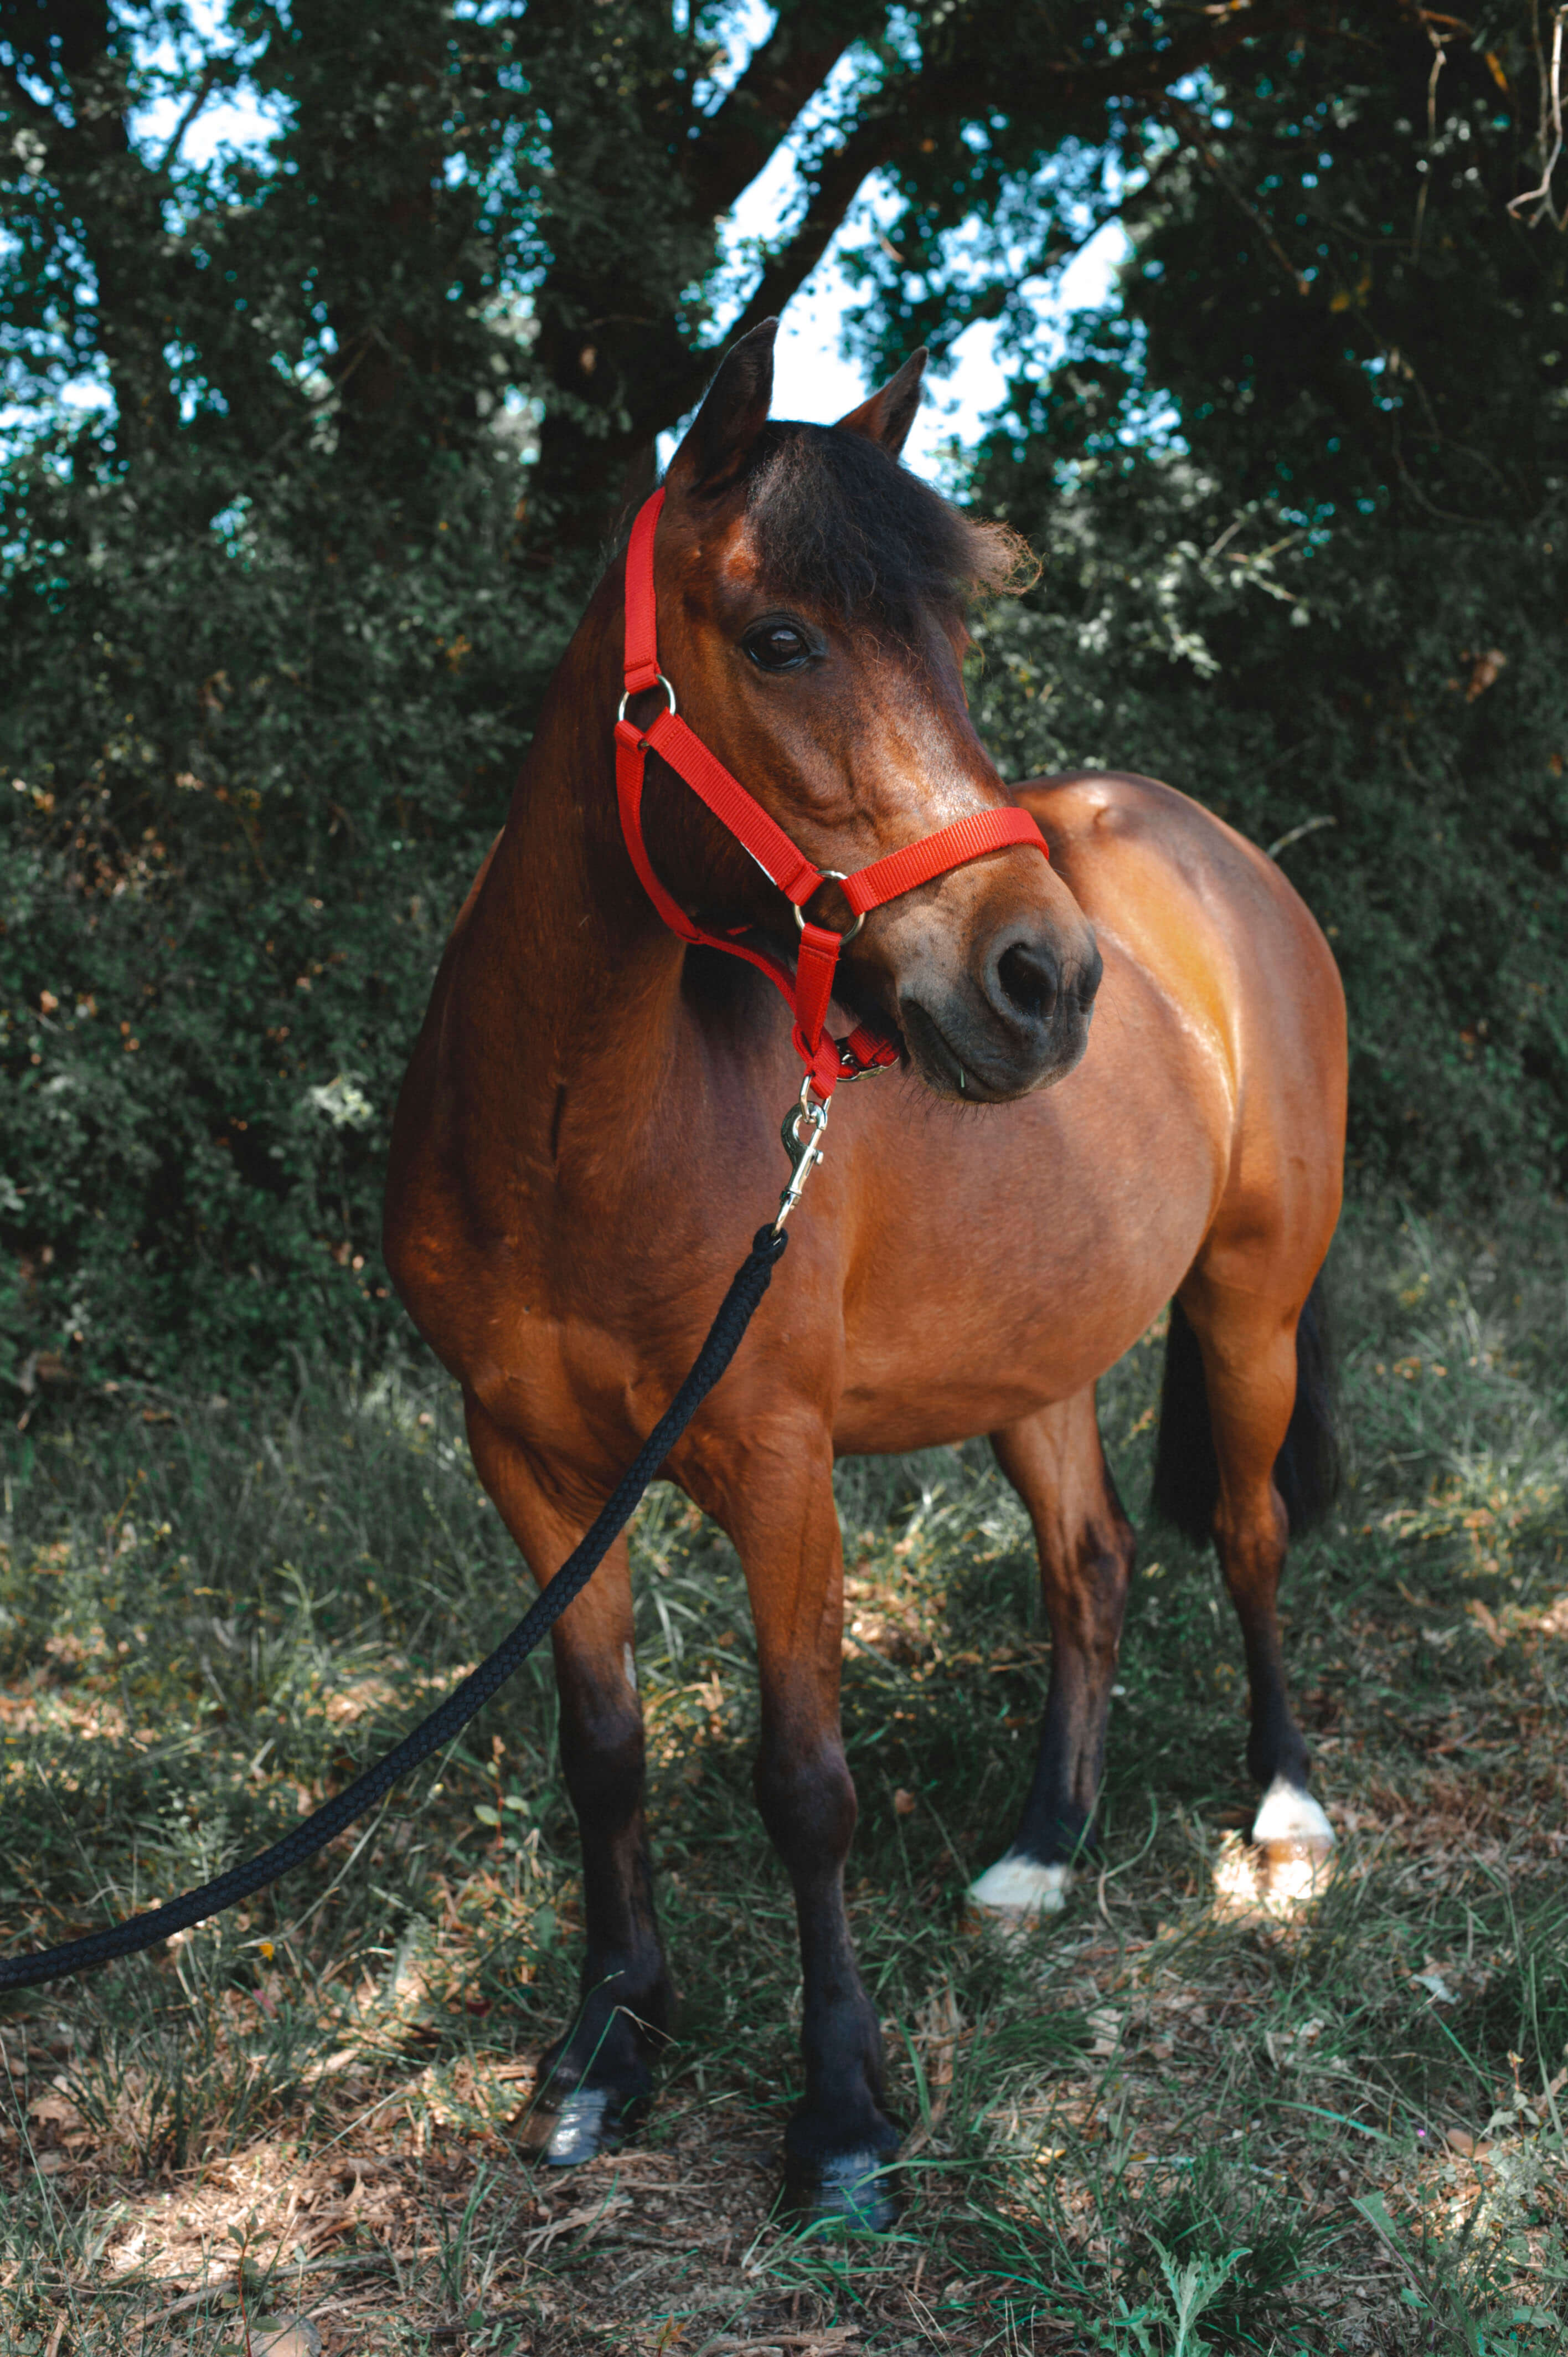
[966,374,1568,1201]
[1,431,576,1390]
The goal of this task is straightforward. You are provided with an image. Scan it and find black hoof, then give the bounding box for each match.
[780,2145,901,2235]
[519,2083,644,2166]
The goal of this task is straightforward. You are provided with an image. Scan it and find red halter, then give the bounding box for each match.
[613,488,1050,1102]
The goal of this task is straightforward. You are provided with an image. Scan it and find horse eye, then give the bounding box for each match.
[744,621,812,672]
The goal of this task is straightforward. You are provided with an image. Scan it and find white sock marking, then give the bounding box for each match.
[1251,1778,1333,1849]
[967,1854,1073,1914]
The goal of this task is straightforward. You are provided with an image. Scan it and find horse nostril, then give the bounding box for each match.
[995,939,1059,1027]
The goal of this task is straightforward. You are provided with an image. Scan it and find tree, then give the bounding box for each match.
[2,1,1564,1394]
[964,3,1568,1196]
[0,0,1321,1391]
[3,1,1324,555]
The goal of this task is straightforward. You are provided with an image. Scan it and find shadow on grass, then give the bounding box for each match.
[2,1195,1567,2349]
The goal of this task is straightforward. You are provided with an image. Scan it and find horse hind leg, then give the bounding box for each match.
[969,1388,1136,1916]
[1159,1272,1337,1882]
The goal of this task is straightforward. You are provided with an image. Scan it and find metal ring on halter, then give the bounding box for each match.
[617,672,678,724]
[793,870,865,944]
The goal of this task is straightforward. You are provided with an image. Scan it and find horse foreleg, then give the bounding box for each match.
[679,1417,898,2229]
[465,1397,673,2162]
[969,1391,1135,1917]
[1178,1277,1334,1880]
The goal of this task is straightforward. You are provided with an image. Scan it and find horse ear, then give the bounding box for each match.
[670,318,778,490]
[833,348,927,457]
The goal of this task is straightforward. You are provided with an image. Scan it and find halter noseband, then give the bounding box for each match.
[613,488,1049,1102]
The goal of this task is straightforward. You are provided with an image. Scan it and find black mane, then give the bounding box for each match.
[737,422,1033,635]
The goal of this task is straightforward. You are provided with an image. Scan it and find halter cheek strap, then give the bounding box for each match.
[613,487,1049,1100]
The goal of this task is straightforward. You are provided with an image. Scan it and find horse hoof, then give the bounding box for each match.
[781,2146,901,2235]
[1252,1781,1335,1895]
[519,2085,642,2166]
[965,1853,1072,1923]
[1252,1778,1333,1850]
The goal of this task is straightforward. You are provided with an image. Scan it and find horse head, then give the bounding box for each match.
[637,321,1102,1103]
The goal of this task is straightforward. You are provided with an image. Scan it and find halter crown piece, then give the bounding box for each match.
[613,488,1050,1100]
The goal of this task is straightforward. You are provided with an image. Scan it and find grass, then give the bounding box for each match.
[2,1195,1566,2354]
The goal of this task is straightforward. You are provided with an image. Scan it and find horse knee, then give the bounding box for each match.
[1058,1527,1134,1659]
[558,1692,646,1829]
[1214,1482,1288,1594]
[754,1733,857,1876]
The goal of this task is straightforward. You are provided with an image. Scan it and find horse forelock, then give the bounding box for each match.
[706,421,1035,635]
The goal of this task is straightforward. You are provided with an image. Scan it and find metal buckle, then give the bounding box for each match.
[617,672,678,725]
[775,1073,831,1231]
[793,869,865,944]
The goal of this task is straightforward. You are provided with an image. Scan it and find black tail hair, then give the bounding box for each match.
[1150,1277,1340,1546]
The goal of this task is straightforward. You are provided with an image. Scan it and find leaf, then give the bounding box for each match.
[251,2322,322,2357]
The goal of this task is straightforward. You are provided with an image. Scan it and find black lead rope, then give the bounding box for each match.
[0,1224,788,1995]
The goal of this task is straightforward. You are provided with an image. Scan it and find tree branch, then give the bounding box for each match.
[643,107,904,434]
[686,4,878,217]
[715,0,1320,317]
[529,0,1342,538]
[646,0,1311,435]
[1157,94,1312,293]
[156,55,227,176]
[728,123,901,328]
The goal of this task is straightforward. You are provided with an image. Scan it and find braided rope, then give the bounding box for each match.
[0,1226,788,1994]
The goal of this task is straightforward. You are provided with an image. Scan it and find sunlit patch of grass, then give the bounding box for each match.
[2,1197,1567,2349]
[1207,1827,1337,1926]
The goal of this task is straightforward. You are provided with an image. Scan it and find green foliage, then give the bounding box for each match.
[1,1,1337,1391]
[0,1,574,1389]
[3,1199,1567,2346]
[1,2,1249,548]
[1,436,563,1386]
[964,12,1568,1203]
[3,2,1566,1392]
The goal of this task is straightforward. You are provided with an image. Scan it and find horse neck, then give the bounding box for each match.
[472,573,688,1095]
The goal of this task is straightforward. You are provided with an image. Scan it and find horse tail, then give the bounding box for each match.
[1151,1276,1340,1544]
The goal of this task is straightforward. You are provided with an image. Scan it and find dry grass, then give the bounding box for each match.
[2,1197,1567,2354]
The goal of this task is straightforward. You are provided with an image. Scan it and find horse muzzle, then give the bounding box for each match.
[898,927,1102,1102]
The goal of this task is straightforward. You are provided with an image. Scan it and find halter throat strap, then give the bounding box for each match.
[612,486,1049,1098]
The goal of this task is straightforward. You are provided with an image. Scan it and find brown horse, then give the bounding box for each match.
[384,321,1346,2226]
